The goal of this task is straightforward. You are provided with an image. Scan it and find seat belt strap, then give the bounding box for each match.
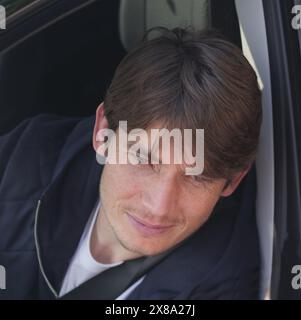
[59,246,176,300]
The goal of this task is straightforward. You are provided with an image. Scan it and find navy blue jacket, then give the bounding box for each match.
[0,115,260,299]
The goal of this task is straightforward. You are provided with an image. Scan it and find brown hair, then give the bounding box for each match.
[104,27,262,180]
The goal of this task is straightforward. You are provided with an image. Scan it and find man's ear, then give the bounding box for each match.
[220,165,251,197]
[93,102,109,153]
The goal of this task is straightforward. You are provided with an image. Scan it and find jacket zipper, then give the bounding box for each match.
[34,199,59,299]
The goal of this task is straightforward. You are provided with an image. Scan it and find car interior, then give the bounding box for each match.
[0,0,278,299]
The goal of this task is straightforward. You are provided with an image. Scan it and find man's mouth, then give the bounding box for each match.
[125,212,174,236]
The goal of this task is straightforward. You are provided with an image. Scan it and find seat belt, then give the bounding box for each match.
[59,244,179,300]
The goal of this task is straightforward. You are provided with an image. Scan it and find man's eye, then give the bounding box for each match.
[137,155,147,164]
[128,150,149,165]
[136,151,149,164]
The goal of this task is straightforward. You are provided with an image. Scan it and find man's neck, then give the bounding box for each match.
[89,207,141,264]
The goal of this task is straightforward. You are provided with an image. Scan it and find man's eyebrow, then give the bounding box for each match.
[127,140,139,148]
[126,141,211,176]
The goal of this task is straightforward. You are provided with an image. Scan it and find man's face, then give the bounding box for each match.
[93,103,247,259]
[99,159,227,257]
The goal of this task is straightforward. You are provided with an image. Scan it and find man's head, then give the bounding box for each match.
[92,28,262,260]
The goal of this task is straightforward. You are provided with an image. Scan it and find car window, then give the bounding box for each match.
[0,0,37,17]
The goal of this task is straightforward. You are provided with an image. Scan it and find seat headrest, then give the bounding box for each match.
[119,0,209,51]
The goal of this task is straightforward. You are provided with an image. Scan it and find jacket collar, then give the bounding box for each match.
[34,116,104,297]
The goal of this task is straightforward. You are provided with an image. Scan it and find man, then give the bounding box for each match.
[0,27,262,299]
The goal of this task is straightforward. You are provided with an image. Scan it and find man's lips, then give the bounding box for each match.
[125,212,174,236]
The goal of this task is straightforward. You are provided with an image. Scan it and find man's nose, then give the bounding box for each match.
[144,176,179,218]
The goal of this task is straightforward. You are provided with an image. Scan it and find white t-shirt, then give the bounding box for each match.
[59,200,145,299]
